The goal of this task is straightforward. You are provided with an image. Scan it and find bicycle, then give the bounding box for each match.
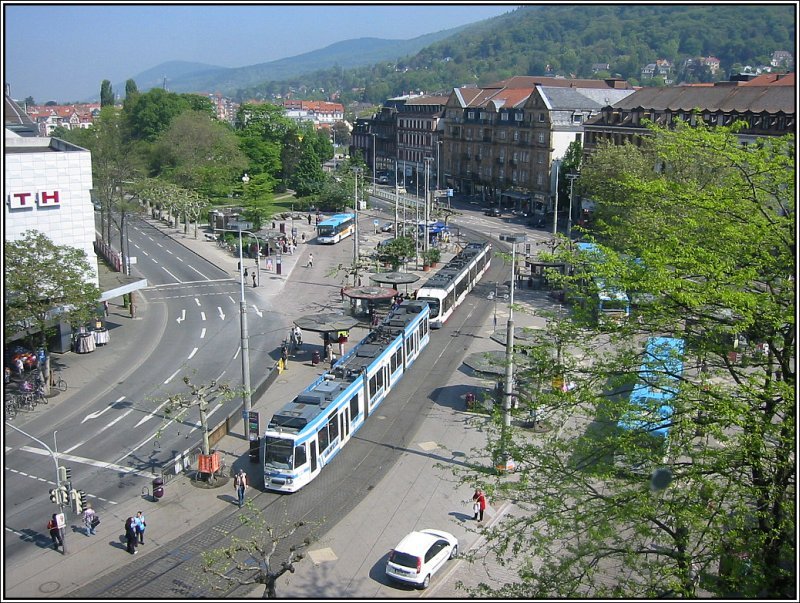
[51,372,67,392]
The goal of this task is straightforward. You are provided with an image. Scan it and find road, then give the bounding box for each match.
[3,214,285,567]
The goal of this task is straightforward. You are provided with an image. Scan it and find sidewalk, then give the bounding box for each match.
[6,205,547,598]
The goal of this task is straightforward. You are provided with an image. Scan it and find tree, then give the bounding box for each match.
[23,95,35,107]
[288,134,324,197]
[377,236,416,270]
[124,78,139,101]
[150,110,247,198]
[456,122,794,598]
[123,88,213,143]
[200,501,312,598]
[100,79,114,107]
[5,231,101,390]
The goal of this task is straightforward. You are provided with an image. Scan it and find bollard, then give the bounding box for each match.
[152,476,164,500]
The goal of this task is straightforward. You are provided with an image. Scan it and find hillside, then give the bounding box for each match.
[234,4,795,104]
[114,25,469,98]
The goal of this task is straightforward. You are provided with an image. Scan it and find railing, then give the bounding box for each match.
[94,237,122,272]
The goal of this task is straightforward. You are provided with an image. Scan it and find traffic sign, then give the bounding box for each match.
[229,221,253,231]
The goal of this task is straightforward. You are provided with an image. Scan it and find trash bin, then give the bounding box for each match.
[312,350,320,365]
[152,477,164,500]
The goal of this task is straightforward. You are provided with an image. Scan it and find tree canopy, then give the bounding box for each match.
[461,122,794,598]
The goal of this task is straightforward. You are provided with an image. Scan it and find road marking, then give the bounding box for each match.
[82,396,125,423]
[228,295,236,304]
[166,249,174,255]
[252,305,263,318]
[188,264,211,280]
[164,369,181,384]
[63,440,86,454]
[19,446,155,478]
[234,346,241,359]
[142,250,149,257]
[176,309,186,323]
[151,278,232,288]
[157,242,163,248]
[200,328,206,339]
[200,312,206,321]
[195,298,201,306]
[162,266,182,282]
[187,347,198,360]
[218,306,225,320]
[98,408,134,433]
[135,399,170,427]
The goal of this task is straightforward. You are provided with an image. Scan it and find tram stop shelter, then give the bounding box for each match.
[342,285,398,324]
[293,314,361,357]
[369,271,420,294]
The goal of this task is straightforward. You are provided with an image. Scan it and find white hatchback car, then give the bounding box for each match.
[385,528,458,589]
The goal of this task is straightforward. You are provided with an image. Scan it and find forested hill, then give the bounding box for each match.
[235,4,795,104]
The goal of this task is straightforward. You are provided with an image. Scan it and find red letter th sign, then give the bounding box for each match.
[7,190,61,209]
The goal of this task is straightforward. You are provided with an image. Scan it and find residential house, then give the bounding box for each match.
[771,50,793,68]
[282,100,344,127]
[25,103,101,136]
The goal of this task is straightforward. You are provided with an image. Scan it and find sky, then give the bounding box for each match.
[3,2,516,104]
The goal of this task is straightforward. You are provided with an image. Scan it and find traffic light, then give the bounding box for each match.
[49,488,59,504]
[71,489,85,514]
[58,465,72,483]
[49,486,68,505]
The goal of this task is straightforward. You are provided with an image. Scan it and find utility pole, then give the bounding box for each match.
[566,173,579,240]
[552,160,560,237]
[352,167,362,284]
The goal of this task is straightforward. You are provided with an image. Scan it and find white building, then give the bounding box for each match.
[5,133,98,286]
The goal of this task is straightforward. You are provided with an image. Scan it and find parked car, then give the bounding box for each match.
[380,221,394,232]
[377,175,390,184]
[484,207,501,217]
[385,529,458,589]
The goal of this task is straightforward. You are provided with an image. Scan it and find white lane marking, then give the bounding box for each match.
[176,309,186,323]
[252,305,263,318]
[166,249,174,255]
[98,408,134,433]
[218,307,225,320]
[200,328,206,339]
[19,446,154,478]
[228,295,236,304]
[194,298,201,306]
[151,279,232,288]
[82,396,125,423]
[164,369,181,384]
[234,346,241,359]
[187,347,198,360]
[157,242,163,248]
[142,250,150,257]
[200,312,206,321]
[188,264,211,280]
[135,399,170,427]
[162,266,182,282]
[63,440,86,454]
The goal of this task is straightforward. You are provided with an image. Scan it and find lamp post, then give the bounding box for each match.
[552,160,561,237]
[371,132,377,191]
[423,157,433,255]
[498,232,527,473]
[436,140,443,191]
[565,172,579,240]
[352,167,362,283]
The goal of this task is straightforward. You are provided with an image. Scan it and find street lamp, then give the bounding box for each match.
[371,132,377,192]
[423,157,433,255]
[498,232,527,473]
[552,159,561,237]
[436,139,443,191]
[565,172,579,240]
[352,167,363,283]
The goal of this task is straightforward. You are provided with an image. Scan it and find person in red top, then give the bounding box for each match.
[472,488,487,522]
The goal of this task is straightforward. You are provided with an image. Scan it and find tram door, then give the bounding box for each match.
[309,441,317,472]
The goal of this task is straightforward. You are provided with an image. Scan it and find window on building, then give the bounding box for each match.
[538,113,546,122]
[498,130,506,140]
[537,173,543,186]
[515,112,523,121]
[468,111,475,120]
[501,113,509,121]
[538,133,545,144]
[513,131,519,141]
[572,114,582,124]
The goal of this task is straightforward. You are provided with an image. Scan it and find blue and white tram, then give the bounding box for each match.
[416,241,492,328]
[262,301,431,492]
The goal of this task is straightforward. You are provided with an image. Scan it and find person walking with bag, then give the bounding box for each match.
[234,469,248,508]
[48,514,64,551]
[124,516,138,554]
[472,488,487,522]
[134,510,146,545]
[82,504,98,536]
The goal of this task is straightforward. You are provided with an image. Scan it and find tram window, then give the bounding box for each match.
[349,394,359,419]
[377,369,384,390]
[328,415,338,442]
[395,348,403,369]
[295,444,307,467]
[319,424,330,452]
[369,374,377,398]
[390,351,398,372]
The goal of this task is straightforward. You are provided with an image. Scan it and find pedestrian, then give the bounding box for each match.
[340,286,345,302]
[472,488,487,522]
[134,510,146,545]
[301,232,306,243]
[307,253,313,268]
[252,271,257,287]
[14,357,24,377]
[280,344,289,369]
[337,332,347,356]
[234,469,248,508]
[293,326,303,348]
[82,504,98,536]
[124,516,138,554]
[48,514,64,550]
[4,366,10,385]
[307,214,312,225]
[244,267,249,278]
[329,351,336,370]
[324,341,333,361]
[103,300,109,317]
